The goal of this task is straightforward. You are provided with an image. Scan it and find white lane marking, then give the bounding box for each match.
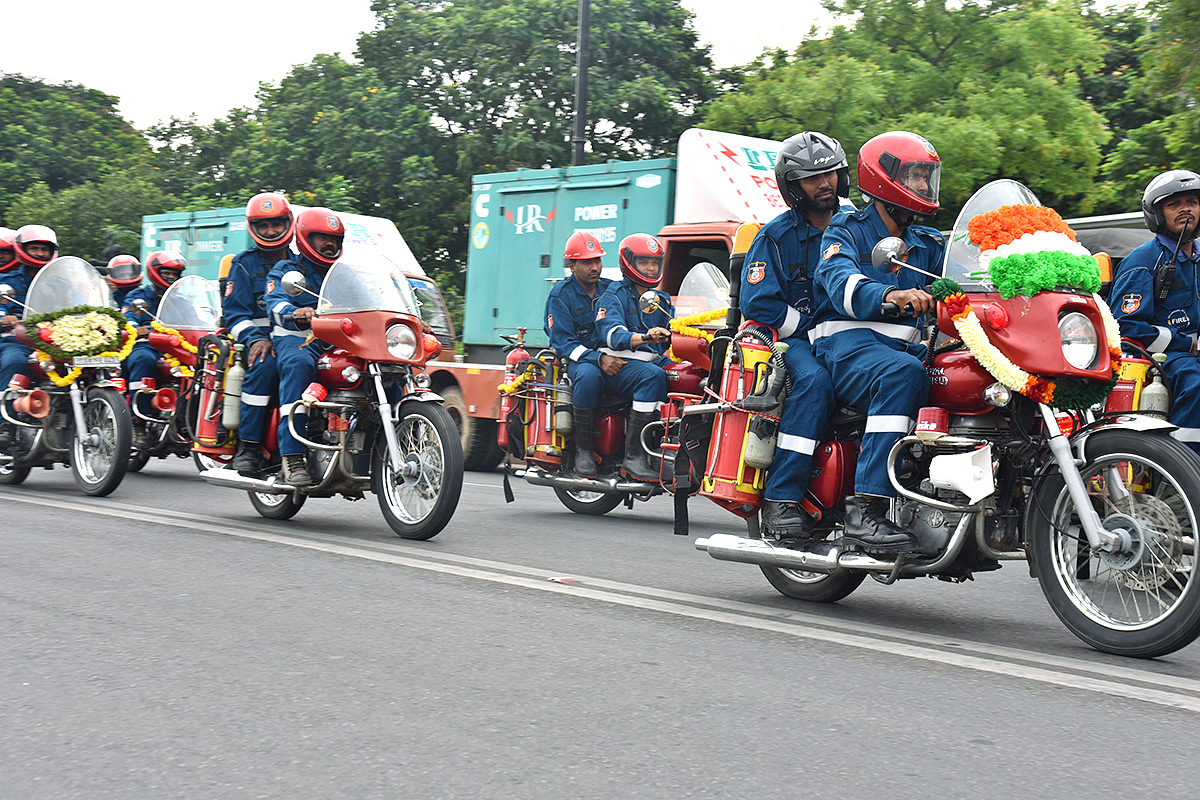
[6,489,1200,712]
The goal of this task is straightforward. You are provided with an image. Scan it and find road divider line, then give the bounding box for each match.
[6,488,1200,712]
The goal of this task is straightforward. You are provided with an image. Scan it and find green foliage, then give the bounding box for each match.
[5,172,176,262]
[0,74,149,220]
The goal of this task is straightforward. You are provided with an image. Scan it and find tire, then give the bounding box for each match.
[70,387,131,497]
[753,515,866,602]
[374,401,464,540]
[1028,429,1200,658]
[441,385,503,472]
[0,457,30,486]
[127,448,152,473]
[553,486,625,516]
[193,452,226,473]
[249,490,307,520]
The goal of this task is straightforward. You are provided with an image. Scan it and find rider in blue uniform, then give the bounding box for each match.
[812,131,946,554]
[545,231,617,477]
[105,255,143,309]
[739,131,853,542]
[0,225,56,448]
[264,207,344,487]
[595,232,673,479]
[226,193,295,475]
[123,252,187,438]
[1111,169,1200,453]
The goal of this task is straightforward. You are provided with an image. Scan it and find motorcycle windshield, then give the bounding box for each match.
[24,256,113,317]
[317,255,419,316]
[157,275,221,331]
[942,179,1042,290]
[674,262,731,328]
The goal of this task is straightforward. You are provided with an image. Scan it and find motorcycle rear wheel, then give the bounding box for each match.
[753,516,866,602]
[0,457,30,485]
[553,487,625,516]
[1029,429,1200,658]
[70,387,131,497]
[127,448,152,473]
[373,401,464,540]
[248,490,307,520]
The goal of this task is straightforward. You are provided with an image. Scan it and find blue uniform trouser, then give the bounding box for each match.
[274,335,319,456]
[765,337,835,503]
[238,348,278,445]
[0,341,31,391]
[123,342,162,414]
[1163,352,1200,456]
[568,356,667,412]
[814,330,929,497]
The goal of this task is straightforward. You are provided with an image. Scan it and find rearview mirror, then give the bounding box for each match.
[871,237,910,273]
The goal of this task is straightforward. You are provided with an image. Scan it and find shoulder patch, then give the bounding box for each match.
[747,262,766,284]
[822,243,841,261]
[1121,294,1141,314]
[547,313,553,329]
[225,280,234,297]
[266,279,275,294]
[595,307,606,321]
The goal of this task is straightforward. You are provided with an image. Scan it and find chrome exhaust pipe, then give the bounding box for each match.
[695,534,898,574]
[200,467,295,495]
[522,467,656,494]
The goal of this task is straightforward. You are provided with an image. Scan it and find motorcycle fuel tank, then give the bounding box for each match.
[663,361,705,396]
[317,349,367,390]
[928,349,993,414]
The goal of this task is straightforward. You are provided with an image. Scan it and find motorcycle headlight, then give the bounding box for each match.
[386,324,418,360]
[1059,312,1098,370]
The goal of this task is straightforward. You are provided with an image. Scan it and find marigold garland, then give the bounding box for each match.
[26,304,130,362]
[33,321,138,388]
[968,204,1078,252]
[930,278,1118,410]
[668,307,728,361]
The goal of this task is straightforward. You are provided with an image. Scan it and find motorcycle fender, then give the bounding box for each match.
[403,389,444,403]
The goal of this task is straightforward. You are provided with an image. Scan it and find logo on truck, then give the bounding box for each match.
[506,205,557,235]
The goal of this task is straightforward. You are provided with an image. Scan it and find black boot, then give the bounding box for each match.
[621,410,658,480]
[843,495,918,554]
[573,408,597,477]
[282,454,313,487]
[231,440,263,475]
[0,424,12,450]
[762,501,815,542]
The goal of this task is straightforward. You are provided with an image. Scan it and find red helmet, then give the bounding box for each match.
[295,207,344,267]
[146,250,187,290]
[563,231,606,263]
[0,227,17,273]
[857,131,941,217]
[107,254,143,288]
[618,233,664,287]
[13,224,58,269]
[246,192,295,250]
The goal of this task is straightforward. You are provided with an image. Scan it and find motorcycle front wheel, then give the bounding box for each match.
[553,487,625,516]
[70,387,131,497]
[373,401,464,540]
[1029,429,1200,658]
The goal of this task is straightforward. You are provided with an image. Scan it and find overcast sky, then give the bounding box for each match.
[2,0,834,130]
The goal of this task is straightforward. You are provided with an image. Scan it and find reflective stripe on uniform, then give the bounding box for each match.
[599,347,658,362]
[842,273,867,318]
[864,414,914,434]
[808,319,922,344]
[1149,325,1172,354]
[778,306,802,339]
[777,432,817,455]
[631,400,659,413]
[242,392,271,407]
[569,344,588,362]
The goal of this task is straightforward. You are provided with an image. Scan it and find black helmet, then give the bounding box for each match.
[775,131,850,211]
[1142,169,1200,233]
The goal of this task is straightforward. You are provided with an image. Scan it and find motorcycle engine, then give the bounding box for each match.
[894,500,961,557]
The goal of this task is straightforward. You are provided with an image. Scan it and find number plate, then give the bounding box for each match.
[72,355,121,367]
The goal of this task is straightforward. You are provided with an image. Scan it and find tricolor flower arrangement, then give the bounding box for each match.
[931,204,1120,410]
[23,305,138,387]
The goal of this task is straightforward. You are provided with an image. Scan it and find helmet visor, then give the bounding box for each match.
[250,217,292,243]
[108,261,142,282]
[896,161,940,206]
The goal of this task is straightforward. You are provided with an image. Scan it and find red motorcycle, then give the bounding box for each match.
[686,180,1200,658]
[196,256,464,539]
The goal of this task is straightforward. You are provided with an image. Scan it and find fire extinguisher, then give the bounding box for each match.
[192,334,231,450]
[498,327,530,451]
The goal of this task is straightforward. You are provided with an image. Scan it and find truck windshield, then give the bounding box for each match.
[407,276,453,340]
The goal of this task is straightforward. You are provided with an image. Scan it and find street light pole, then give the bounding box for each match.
[571,0,590,166]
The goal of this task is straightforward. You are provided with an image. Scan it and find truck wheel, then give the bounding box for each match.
[441,386,503,471]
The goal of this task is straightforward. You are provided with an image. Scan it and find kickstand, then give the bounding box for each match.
[879,553,908,585]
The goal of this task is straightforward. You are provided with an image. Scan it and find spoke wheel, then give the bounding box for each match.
[249,490,307,520]
[374,401,464,539]
[70,387,131,497]
[754,515,866,602]
[1030,430,1200,657]
[553,486,625,516]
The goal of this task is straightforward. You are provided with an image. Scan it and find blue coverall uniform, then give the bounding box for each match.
[545,274,662,411]
[0,267,35,391]
[811,204,945,497]
[112,285,136,310]
[594,279,670,412]
[739,205,853,504]
[224,247,284,445]
[122,284,167,398]
[265,255,328,457]
[1111,232,1200,453]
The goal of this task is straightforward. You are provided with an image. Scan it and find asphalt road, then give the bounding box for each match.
[3,458,1200,799]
